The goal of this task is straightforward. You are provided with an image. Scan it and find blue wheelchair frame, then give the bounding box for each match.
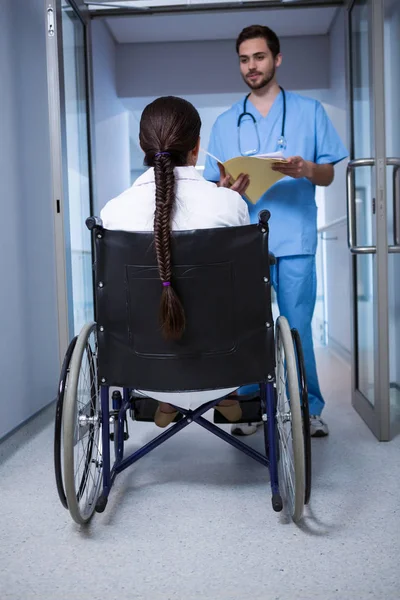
[97,381,282,513]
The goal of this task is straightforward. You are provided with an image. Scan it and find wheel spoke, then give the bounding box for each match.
[277,422,295,488]
[280,435,295,491]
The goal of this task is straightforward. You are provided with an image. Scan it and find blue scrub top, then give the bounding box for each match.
[203,90,348,257]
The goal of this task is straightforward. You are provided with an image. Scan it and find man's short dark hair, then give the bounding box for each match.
[236,25,280,58]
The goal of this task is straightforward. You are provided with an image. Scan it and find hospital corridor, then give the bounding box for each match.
[0,1,399,599]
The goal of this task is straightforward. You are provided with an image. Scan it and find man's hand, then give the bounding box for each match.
[271,156,334,186]
[271,156,311,179]
[217,163,250,195]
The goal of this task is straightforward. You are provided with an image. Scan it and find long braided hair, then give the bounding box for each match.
[139,97,201,340]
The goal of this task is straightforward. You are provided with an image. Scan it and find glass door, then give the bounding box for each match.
[383,0,400,437]
[45,0,94,360]
[347,0,400,440]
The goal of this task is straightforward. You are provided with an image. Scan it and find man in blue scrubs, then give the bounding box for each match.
[204,25,348,437]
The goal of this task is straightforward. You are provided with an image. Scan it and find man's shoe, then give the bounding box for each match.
[231,416,329,437]
[310,415,329,437]
[231,422,263,436]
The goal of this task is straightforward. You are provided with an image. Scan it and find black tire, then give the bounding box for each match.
[54,336,78,509]
[275,317,305,522]
[291,328,312,505]
[63,323,103,524]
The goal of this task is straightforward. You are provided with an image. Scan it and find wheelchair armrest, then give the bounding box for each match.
[258,210,271,228]
[269,253,276,265]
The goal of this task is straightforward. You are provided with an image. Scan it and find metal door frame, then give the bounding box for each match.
[346,0,396,440]
[45,0,96,365]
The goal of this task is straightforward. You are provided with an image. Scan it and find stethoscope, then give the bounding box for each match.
[237,86,287,156]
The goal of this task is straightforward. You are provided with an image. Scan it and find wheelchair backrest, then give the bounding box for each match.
[88,214,274,391]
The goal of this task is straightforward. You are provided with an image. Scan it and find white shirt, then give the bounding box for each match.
[100,166,250,232]
[100,166,250,410]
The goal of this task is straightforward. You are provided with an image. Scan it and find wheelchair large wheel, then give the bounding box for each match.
[291,328,312,505]
[63,323,103,524]
[54,335,78,509]
[275,316,305,522]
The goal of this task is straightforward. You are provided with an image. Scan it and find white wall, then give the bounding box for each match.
[0,0,59,439]
[91,20,131,213]
[0,1,29,439]
[323,7,351,358]
[117,35,331,185]
[116,35,330,99]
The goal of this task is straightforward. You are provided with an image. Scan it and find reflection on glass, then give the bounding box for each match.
[62,2,93,336]
[384,0,400,429]
[356,255,375,404]
[313,234,327,346]
[350,0,375,406]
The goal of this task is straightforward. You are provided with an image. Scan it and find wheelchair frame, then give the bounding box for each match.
[54,212,312,525]
[55,318,311,525]
[101,380,279,509]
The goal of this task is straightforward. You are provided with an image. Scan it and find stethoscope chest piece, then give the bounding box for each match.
[237,86,287,156]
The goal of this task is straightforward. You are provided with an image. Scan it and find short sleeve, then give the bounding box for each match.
[215,188,250,227]
[203,120,224,182]
[238,197,250,226]
[314,102,348,165]
[100,201,112,229]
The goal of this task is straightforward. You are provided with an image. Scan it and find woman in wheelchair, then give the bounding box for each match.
[100,96,251,427]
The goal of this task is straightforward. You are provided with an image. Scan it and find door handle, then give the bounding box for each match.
[346,159,376,254]
[386,158,400,253]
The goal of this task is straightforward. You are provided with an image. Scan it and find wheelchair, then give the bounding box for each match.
[54,210,312,525]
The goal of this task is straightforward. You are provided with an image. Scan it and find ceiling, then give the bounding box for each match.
[87,0,343,9]
[104,6,339,43]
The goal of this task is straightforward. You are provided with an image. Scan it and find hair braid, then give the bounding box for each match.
[139,96,202,340]
[153,154,185,339]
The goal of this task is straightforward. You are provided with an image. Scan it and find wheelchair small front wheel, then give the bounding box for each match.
[63,322,103,524]
[275,316,305,522]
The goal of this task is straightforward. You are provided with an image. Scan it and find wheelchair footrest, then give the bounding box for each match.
[132,397,183,423]
[213,395,262,424]
[131,392,262,425]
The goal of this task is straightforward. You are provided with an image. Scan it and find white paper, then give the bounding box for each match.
[254,151,285,160]
[200,148,222,163]
[201,148,285,162]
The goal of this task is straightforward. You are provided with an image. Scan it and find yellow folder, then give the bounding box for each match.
[203,150,288,204]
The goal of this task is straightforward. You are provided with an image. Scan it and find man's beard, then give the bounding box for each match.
[243,65,276,90]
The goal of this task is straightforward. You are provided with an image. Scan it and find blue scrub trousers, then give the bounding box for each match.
[239,255,325,416]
